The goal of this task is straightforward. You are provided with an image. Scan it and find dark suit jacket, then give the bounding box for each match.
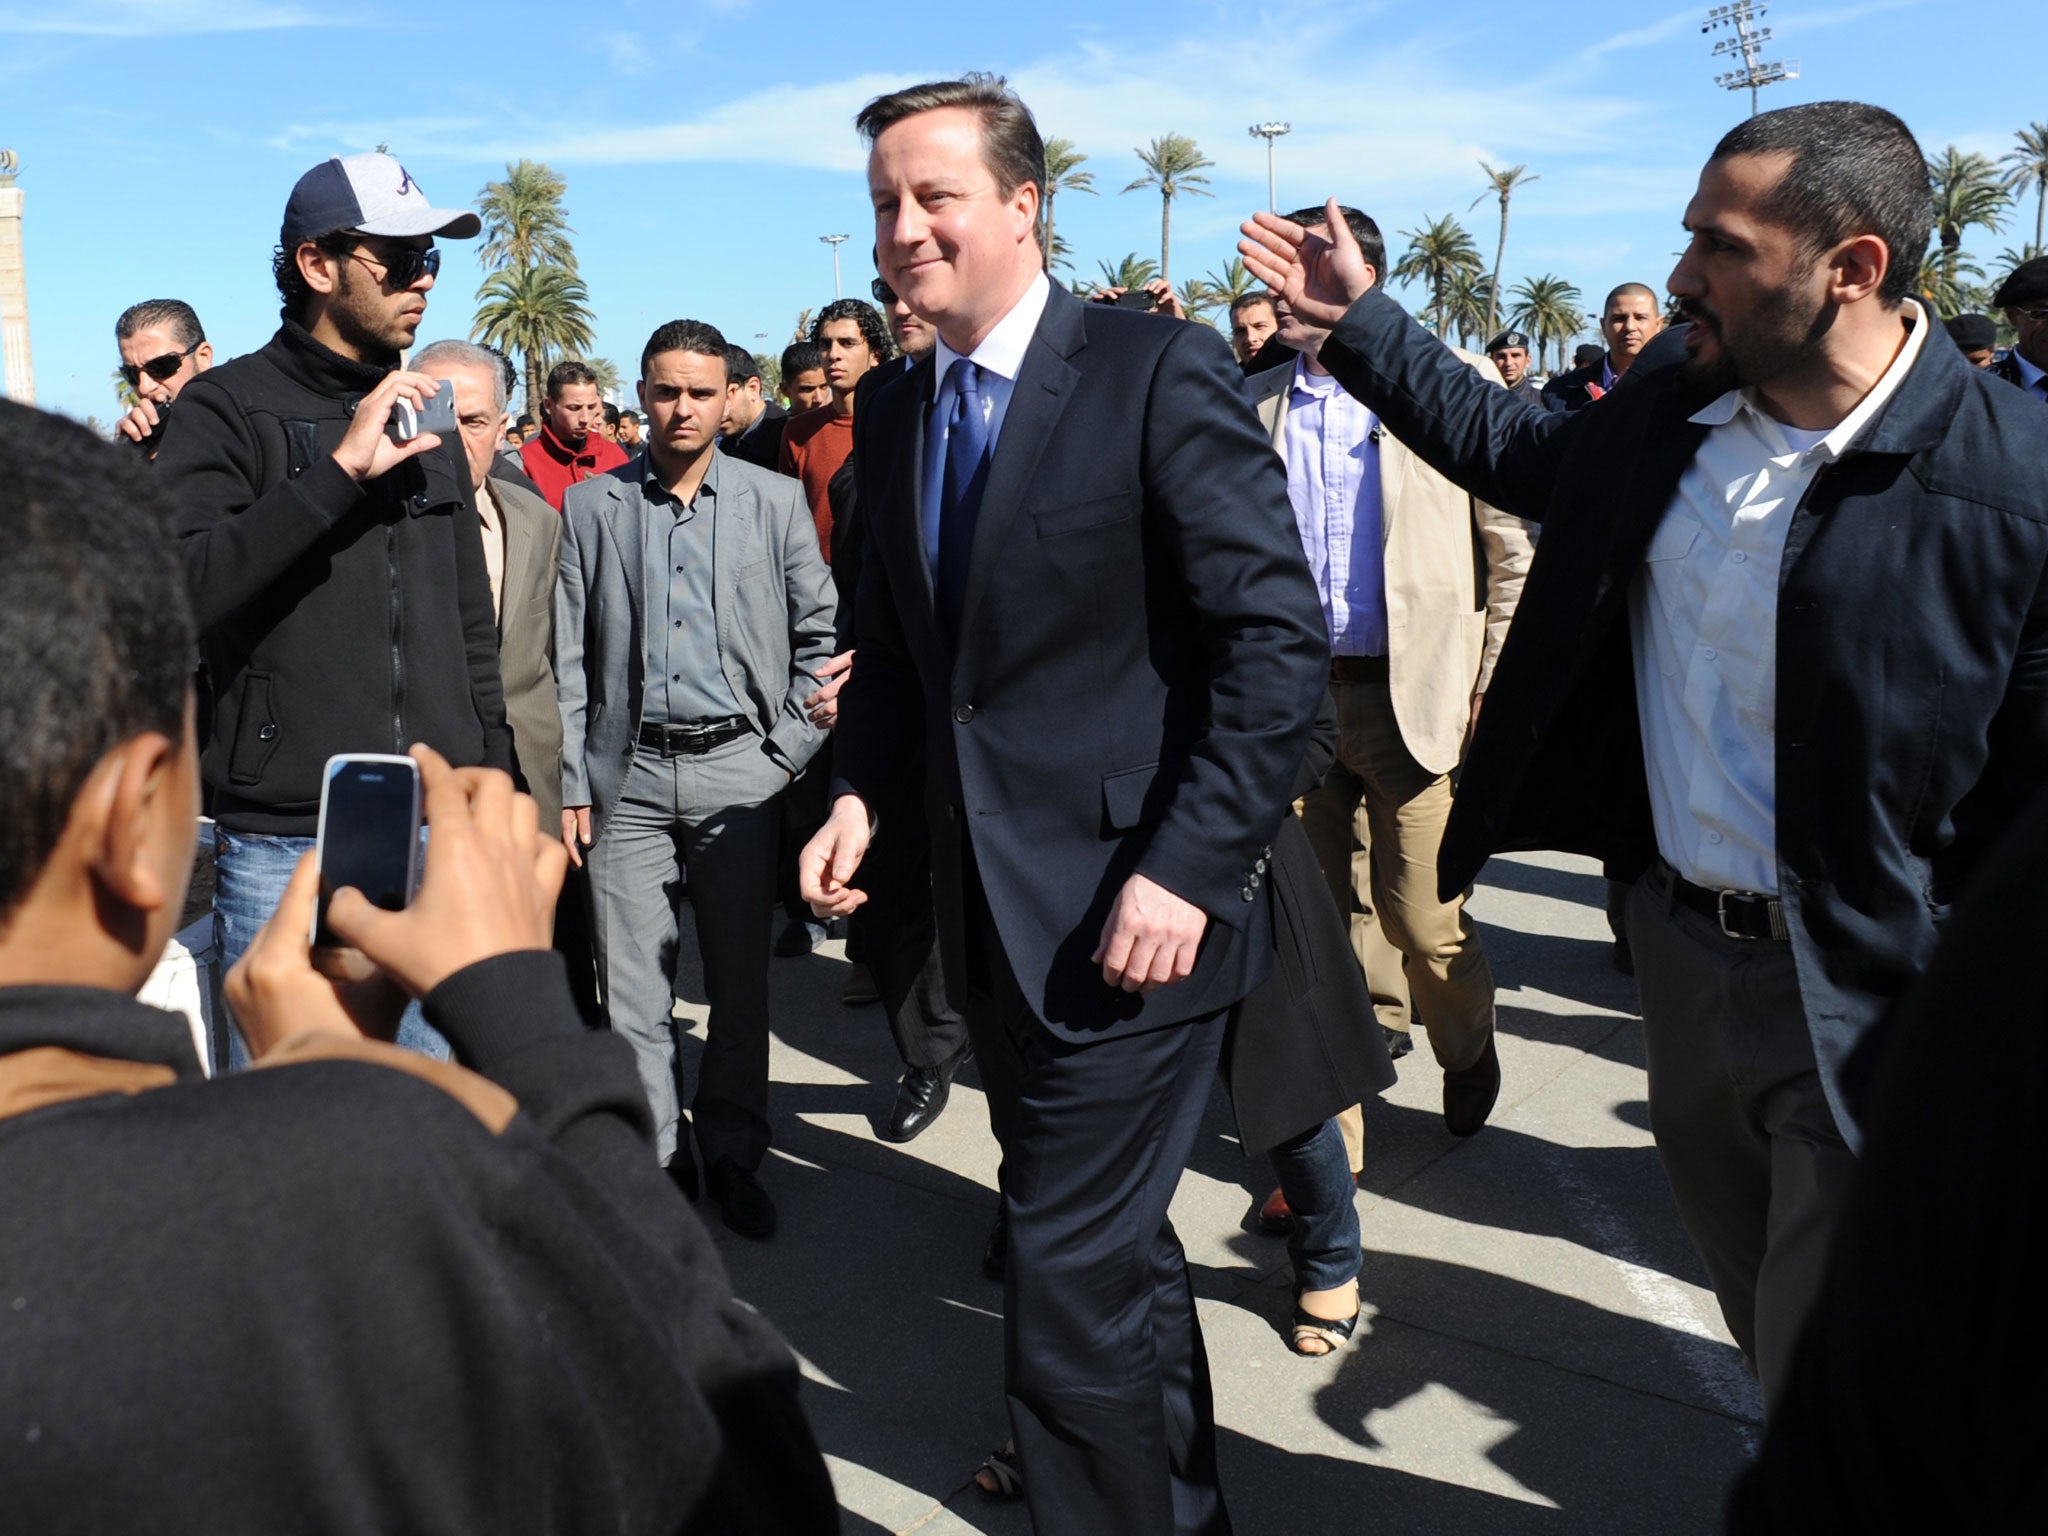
[833,283,1329,1041]
[1537,357,1605,412]
[485,466,565,829]
[1988,349,2044,397]
[1318,288,2048,1143]
[723,401,790,471]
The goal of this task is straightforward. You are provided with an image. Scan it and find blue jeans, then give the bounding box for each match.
[1268,1117,1362,1293]
[212,828,446,1072]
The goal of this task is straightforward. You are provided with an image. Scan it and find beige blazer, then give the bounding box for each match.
[486,469,565,829]
[1254,347,1535,776]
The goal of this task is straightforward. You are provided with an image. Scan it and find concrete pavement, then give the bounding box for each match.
[675,850,1761,1535]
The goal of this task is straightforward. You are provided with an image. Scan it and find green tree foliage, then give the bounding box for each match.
[1042,137,1097,275]
[1122,134,1214,285]
[1393,214,1483,338]
[2000,123,2048,253]
[471,265,597,415]
[1928,145,2010,300]
[1507,274,1587,373]
[1470,161,1538,334]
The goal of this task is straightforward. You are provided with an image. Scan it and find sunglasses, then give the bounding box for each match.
[2011,304,2048,323]
[870,276,897,307]
[120,340,201,390]
[348,244,442,289]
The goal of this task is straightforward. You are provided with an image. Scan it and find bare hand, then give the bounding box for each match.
[331,368,447,482]
[1092,870,1208,993]
[1143,279,1187,320]
[561,805,593,869]
[225,852,407,1056]
[1239,198,1374,329]
[800,794,873,918]
[324,746,566,998]
[115,399,160,445]
[805,649,855,728]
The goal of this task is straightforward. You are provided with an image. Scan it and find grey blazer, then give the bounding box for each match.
[555,449,838,832]
[486,468,565,830]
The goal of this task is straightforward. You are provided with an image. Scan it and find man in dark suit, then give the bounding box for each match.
[1539,283,1664,410]
[719,344,790,470]
[1990,256,2048,400]
[803,75,1326,1533]
[1242,100,2048,1411]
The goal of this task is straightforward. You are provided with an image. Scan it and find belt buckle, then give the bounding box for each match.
[1716,889,1761,940]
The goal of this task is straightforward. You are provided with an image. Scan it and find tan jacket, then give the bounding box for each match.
[485,469,565,829]
[1254,348,1535,775]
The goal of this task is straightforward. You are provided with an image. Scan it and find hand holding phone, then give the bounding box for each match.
[387,377,458,444]
[313,754,423,949]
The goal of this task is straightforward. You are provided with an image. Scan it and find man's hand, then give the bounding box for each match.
[330,368,448,483]
[561,805,593,869]
[1238,198,1374,329]
[325,746,567,998]
[114,399,161,446]
[1092,871,1209,994]
[800,794,873,918]
[1141,278,1187,320]
[225,852,407,1056]
[805,649,855,729]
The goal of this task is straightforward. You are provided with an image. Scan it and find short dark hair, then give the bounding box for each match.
[1228,291,1277,322]
[602,402,620,426]
[1603,282,1658,312]
[780,341,824,381]
[0,401,193,929]
[855,73,1046,204]
[1574,342,1606,368]
[1284,204,1387,285]
[616,408,640,426]
[1711,100,1931,308]
[723,344,762,385]
[115,300,204,349]
[546,360,599,399]
[640,319,731,380]
[271,233,353,322]
[810,298,893,363]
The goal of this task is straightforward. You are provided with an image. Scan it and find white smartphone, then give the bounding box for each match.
[311,753,423,948]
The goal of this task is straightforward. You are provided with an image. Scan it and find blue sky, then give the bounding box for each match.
[3,0,2043,423]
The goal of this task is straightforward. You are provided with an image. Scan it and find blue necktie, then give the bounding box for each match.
[935,357,991,643]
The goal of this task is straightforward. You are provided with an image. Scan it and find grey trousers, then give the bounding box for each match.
[587,737,787,1171]
[1629,872,1859,1412]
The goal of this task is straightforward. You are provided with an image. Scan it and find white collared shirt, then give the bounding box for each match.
[1282,356,1387,655]
[1631,301,1930,894]
[923,269,1052,574]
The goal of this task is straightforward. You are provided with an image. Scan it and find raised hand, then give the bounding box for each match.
[1238,197,1374,329]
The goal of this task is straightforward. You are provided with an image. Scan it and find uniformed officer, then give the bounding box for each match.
[1485,329,1541,402]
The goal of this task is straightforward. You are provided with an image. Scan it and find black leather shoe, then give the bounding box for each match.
[841,961,881,1007]
[1443,1035,1501,1138]
[881,1066,952,1143]
[706,1160,777,1239]
[665,1152,700,1204]
[982,1207,1008,1281]
[773,918,825,958]
[1383,1026,1415,1060]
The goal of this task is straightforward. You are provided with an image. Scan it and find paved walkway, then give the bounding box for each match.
[677,851,1761,1535]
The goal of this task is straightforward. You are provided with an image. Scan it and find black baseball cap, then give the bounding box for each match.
[281,152,481,249]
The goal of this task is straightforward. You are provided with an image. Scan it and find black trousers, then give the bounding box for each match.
[966,875,1232,1536]
[851,815,968,1071]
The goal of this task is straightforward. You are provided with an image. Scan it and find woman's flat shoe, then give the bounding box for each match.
[973,1443,1023,1500]
[1290,1298,1360,1357]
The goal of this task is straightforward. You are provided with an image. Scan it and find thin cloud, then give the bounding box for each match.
[0,0,321,35]
[1578,8,1701,64]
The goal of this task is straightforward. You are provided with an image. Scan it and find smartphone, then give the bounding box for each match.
[386,378,459,443]
[311,754,422,948]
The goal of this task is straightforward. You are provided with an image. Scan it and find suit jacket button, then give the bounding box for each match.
[1255,858,1269,873]
[257,724,278,741]
[1240,887,1255,903]
[1249,873,1261,889]
[954,705,974,723]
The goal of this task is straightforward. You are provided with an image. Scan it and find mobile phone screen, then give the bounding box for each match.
[315,758,420,948]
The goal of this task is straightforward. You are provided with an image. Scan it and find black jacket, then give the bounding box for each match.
[157,320,512,835]
[1319,288,2048,1144]
[1988,349,2044,397]
[0,954,836,1533]
[835,285,1328,1039]
[1537,357,1607,412]
[723,399,790,471]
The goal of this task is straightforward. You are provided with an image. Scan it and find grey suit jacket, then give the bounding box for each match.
[555,449,838,832]
[486,468,565,829]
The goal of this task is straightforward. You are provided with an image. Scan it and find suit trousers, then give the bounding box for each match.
[587,737,786,1171]
[965,877,1231,1536]
[1628,871,1858,1412]
[852,824,968,1070]
[1298,664,1496,1171]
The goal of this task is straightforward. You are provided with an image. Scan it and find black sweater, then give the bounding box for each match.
[0,955,837,1534]
[156,320,512,835]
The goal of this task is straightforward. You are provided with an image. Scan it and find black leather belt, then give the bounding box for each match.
[1653,860,1790,942]
[1329,654,1388,683]
[636,717,750,756]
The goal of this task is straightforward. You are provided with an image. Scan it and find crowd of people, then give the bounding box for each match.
[4,67,2046,1535]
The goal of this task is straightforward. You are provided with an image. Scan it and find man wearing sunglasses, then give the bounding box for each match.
[113,299,214,459]
[1990,257,2048,403]
[154,151,512,1070]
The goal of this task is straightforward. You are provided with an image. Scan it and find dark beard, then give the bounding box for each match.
[1678,283,1835,394]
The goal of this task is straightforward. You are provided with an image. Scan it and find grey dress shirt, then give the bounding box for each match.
[641,454,746,726]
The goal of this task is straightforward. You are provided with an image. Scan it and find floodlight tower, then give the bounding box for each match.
[820,233,850,299]
[1703,2,1799,117]
[1249,122,1291,213]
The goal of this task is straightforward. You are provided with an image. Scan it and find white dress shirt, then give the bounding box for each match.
[1631,301,1931,894]
[1282,356,1387,656]
[923,270,1052,575]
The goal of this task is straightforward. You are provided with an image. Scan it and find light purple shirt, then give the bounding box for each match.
[1282,357,1386,656]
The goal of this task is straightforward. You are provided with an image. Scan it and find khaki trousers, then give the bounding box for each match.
[1298,665,1496,1172]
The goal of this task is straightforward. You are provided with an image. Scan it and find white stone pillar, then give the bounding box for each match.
[0,150,37,405]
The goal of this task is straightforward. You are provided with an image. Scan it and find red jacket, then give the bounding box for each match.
[520,422,627,512]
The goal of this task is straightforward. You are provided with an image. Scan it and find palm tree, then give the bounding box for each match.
[1928,145,2010,296]
[1507,274,1586,373]
[583,357,622,400]
[1122,134,1214,286]
[2001,123,2048,254]
[471,265,596,414]
[1469,161,1538,334]
[1443,270,1498,349]
[790,308,815,345]
[1200,256,1259,305]
[1041,137,1096,274]
[1392,214,1483,337]
[475,160,578,275]
[1094,252,1160,290]
[1917,249,1986,320]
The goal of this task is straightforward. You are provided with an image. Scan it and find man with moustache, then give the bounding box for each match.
[158,151,510,1067]
[1242,102,2048,1409]
[1541,282,1664,410]
[805,75,1325,1531]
